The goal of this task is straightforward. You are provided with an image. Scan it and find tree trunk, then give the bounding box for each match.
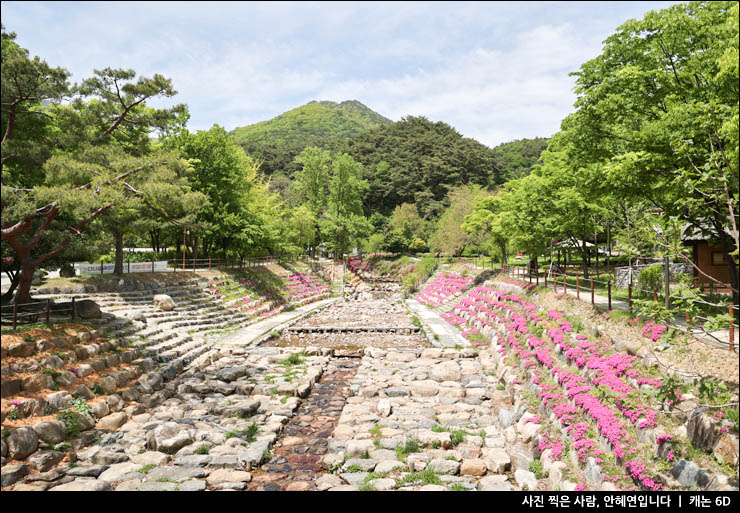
[582,239,590,279]
[499,241,507,266]
[1,270,20,304]
[14,257,36,305]
[113,229,124,275]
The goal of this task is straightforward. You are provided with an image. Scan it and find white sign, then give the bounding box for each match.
[78,261,168,275]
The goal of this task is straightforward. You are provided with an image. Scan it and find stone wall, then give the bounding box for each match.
[614,263,692,289]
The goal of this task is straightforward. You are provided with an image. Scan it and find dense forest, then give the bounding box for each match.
[2,1,738,308]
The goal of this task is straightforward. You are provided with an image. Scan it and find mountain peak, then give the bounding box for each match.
[232,100,392,146]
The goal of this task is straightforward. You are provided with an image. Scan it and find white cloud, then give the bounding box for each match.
[1,1,677,146]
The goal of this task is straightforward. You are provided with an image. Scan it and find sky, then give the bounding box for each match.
[2,1,677,148]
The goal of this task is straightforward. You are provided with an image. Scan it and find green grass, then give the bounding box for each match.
[529,459,544,479]
[396,468,442,487]
[395,438,420,460]
[194,445,210,455]
[345,464,364,473]
[449,483,468,491]
[137,464,155,474]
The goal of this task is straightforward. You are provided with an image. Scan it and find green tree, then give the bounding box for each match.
[561,1,738,304]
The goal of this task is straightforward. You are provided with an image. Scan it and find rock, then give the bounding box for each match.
[515,469,538,490]
[613,338,641,355]
[345,439,375,458]
[459,458,487,476]
[1,464,29,488]
[7,426,39,460]
[47,391,74,411]
[418,430,451,448]
[406,453,429,471]
[9,340,36,357]
[509,445,534,471]
[146,466,207,482]
[153,294,175,311]
[430,361,461,382]
[316,473,344,491]
[91,451,130,465]
[687,410,717,451]
[132,451,170,466]
[410,380,439,397]
[376,398,392,417]
[218,366,247,382]
[482,447,511,473]
[76,300,102,319]
[419,484,447,491]
[478,474,512,491]
[72,385,95,400]
[91,401,111,419]
[28,450,65,472]
[179,479,207,491]
[33,421,66,444]
[55,370,77,387]
[384,387,409,397]
[342,458,376,472]
[51,478,112,491]
[584,457,603,485]
[672,459,710,488]
[374,460,405,473]
[236,440,270,471]
[22,373,54,393]
[205,469,252,485]
[97,462,141,481]
[97,411,128,431]
[713,433,739,467]
[429,458,460,475]
[498,408,515,429]
[65,465,109,478]
[158,432,194,454]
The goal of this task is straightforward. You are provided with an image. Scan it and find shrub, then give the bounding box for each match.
[637,264,663,297]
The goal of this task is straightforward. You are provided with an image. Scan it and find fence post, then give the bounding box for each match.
[608,281,612,311]
[209,257,211,270]
[628,284,632,313]
[544,271,547,288]
[152,256,155,274]
[576,276,580,300]
[46,298,51,325]
[101,261,104,275]
[12,302,17,332]
[564,273,567,294]
[653,290,658,303]
[536,268,539,286]
[591,278,594,305]
[127,258,130,274]
[730,303,735,353]
[553,273,557,292]
[72,297,76,320]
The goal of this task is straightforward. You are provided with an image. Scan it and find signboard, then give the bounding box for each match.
[78,261,169,275]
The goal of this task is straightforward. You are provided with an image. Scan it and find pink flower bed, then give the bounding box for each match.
[445,282,668,491]
[416,272,474,306]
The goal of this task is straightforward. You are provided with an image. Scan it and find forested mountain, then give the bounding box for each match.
[493,137,550,181]
[231,100,392,146]
[339,116,500,219]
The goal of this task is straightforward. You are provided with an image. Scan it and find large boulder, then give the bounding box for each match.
[687,410,717,451]
[75,300,102,319]
[7,426,39,460]
[153,294,175,311]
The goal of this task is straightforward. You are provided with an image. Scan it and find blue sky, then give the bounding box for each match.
[2,1,676,147]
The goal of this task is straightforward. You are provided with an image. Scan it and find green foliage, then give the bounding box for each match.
[694,376,731,406]
[637,265,664,297]
[529,459,544,479]
[194,445,210,455]
[56,409,85,439]
[493,137,550,182]
[232,100,391,147]
[395,438,420,460]
[657,377,688,409]
[396,468,443,486]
